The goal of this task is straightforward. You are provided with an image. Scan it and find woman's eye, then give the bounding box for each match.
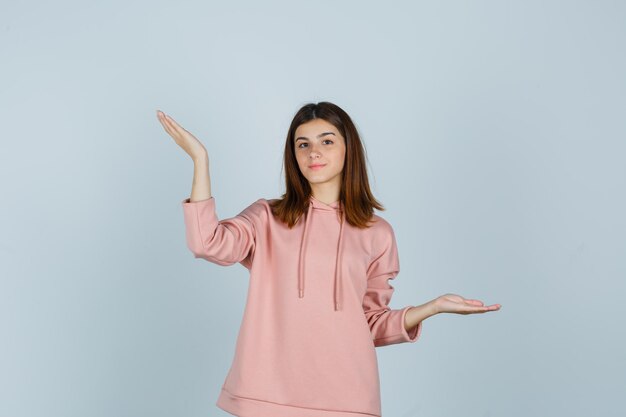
[297,140,333,148]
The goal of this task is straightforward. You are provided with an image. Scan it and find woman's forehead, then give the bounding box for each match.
[295,119,339,138]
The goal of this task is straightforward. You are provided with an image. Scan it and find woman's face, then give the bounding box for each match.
[294,118,346,191]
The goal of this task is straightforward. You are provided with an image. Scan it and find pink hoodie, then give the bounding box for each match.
[181,194,422,417]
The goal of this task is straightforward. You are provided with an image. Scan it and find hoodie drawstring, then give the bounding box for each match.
[298,197,345,311]
[297,202,312,299]
[334,213,345,311]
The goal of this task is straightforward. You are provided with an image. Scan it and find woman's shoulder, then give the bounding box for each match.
[364,212,397,240]
[241,196,272,209]
[245,197,279,212]
[239,196,288,222]
[368,211,394,229]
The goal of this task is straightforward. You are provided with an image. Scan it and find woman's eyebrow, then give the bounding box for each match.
[295,132,336,142]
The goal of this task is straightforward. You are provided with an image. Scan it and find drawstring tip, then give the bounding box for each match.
[335,302,340,311]
[299,289,304,298]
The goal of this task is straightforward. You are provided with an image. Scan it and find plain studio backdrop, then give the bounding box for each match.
[1,1,624,416]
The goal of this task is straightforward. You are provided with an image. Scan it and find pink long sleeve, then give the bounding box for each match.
[182,194,424,416]
[362,222,422,347]
[181,197,263,269]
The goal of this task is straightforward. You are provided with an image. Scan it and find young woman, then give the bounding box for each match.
[157,102,501,417]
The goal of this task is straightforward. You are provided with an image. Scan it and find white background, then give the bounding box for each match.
[1,1,624,416]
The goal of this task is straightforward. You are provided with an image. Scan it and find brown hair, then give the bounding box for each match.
[268,101,385,229]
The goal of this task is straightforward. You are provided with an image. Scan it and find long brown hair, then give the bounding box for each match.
[268,101,385,229]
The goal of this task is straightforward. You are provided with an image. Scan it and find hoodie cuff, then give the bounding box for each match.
[400,305,423,343]
[181,196,219,256]
[181,197,213,205]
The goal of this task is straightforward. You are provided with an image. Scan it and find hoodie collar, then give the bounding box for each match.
[298,195,345,311]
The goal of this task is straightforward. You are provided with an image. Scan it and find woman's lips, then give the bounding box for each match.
[309,164,326,170]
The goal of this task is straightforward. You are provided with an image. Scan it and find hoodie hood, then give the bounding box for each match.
[298,195,345,312]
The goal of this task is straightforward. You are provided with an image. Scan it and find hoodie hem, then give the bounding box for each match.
[216,387,381,417]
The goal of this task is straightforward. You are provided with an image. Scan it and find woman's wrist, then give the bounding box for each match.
[192,152,209,165]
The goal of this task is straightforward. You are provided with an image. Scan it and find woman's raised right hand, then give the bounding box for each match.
[156,110,208,162]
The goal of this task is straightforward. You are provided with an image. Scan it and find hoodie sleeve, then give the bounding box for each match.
[181,196,264,270]
[362,220,422,348]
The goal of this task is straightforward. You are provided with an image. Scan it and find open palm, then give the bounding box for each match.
[156,110,208,161]
[433,293,501,315]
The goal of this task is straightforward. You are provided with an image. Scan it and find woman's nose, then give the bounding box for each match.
[308,147,321,157]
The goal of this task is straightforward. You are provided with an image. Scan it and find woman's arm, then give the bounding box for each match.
[403,301,437,332]
[190,156,211,202]
[156,109,211,202]
[404,295,502,331]
[158,110,260,267]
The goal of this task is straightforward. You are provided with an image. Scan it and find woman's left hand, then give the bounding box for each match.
[432,293,501,315]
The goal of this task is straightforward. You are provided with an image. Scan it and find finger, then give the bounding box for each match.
[165,114,185,133]
[464,299,484,306]
[161,113,184,137]
[165,114,177,125]
[466,305,496,314]
[159,114,179,138]
[163,114,178,128]
[477,305,500,313]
